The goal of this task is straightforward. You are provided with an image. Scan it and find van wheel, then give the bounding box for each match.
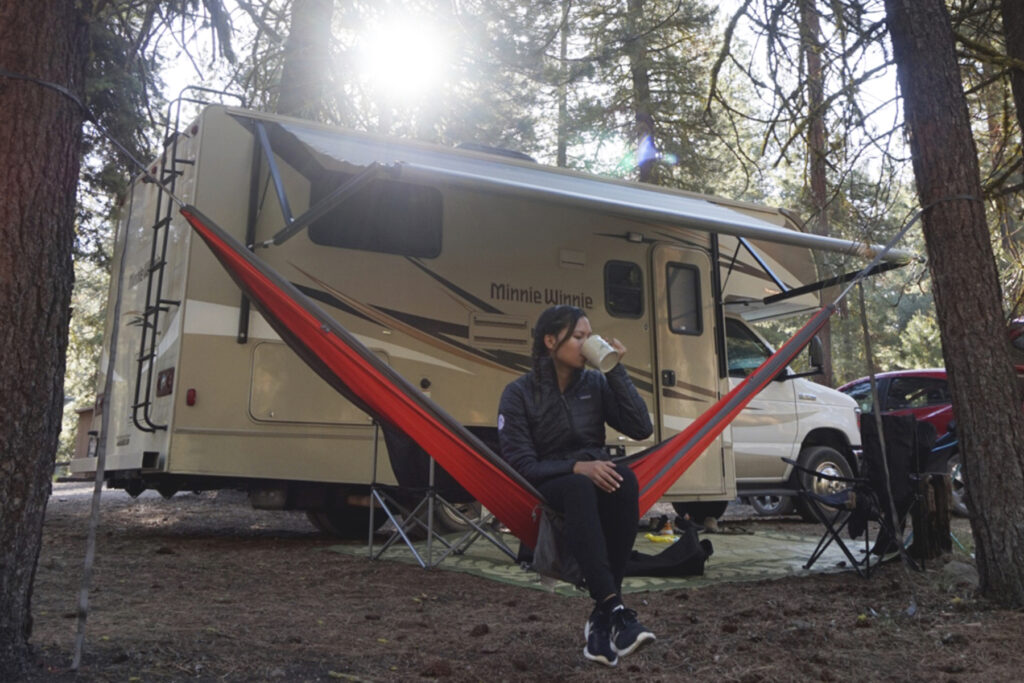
[793,445,854,522]
[947,454,969,517]
[749,494,794,517]
[306,504,386,539]
[672,501,729,523]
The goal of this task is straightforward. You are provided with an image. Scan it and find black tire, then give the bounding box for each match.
[792,445,854,522]
[749,494,794,517]
[402,498,486,539]
[306,502,387,539]
[672,500,729,522]
[432,500,484,534]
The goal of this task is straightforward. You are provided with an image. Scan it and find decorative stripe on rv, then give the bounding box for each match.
[180,205,832,546]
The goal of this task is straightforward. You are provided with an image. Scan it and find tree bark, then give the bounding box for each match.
[1002,0,1024,148]
[799,0,835,386]
[0,1,89,676]
[885,0,1024,606]
[556,0,570,168]
[277,0,333,119]
[626,0,656,184]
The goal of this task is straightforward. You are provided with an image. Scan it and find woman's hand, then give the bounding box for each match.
[610,338,627,363]
[572,459,623,493]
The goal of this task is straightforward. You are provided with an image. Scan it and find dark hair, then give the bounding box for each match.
[532,305,586,375]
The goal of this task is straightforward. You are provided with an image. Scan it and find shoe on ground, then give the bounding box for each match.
[610,607,656,656]
[583,606,618,667]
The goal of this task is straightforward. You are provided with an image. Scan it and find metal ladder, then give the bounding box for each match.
[131,87,245,432]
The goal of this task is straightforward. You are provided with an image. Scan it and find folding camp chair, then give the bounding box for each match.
[368,424,515,568]
[786,414,936,578]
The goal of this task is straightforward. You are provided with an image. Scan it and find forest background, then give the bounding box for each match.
[58,0,1024,469]
[5,0,1024,677]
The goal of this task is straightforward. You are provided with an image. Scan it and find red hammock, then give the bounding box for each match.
[181,206,832,547]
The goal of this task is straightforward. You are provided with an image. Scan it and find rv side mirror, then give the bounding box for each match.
[808,335,824,372]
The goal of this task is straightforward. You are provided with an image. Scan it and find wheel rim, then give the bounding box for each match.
[435,500,483,532]
[948,455,968,515]
[752,495,785,514]
[811,461,846,497]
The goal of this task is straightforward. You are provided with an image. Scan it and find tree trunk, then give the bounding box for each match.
[1002,0,1024,147]
[277,0,333,119]
[799,0,834,386]
[626,0,656,184]
[556,0,570,168]
[885,0,1024,606]
[0,1,89,676]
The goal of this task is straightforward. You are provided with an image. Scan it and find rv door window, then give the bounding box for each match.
[604,260,643,318]
[666,262,702,335]
[308,173,443,257]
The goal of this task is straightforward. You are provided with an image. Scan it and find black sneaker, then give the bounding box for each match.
[583,606,618,667]
[610,607,655,656]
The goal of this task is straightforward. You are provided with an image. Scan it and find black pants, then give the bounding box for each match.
[537,462,639,601]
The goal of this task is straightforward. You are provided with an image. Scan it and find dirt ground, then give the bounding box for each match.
[21,482,1024,682]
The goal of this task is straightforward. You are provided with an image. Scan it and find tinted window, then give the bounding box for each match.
[605,261,643,318]
[725,318,771,377]
[308,173,442,257]
[666,263,701,335]
[885,377,950,410]
[842,380,875,413]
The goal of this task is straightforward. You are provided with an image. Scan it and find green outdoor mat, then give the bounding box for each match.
[326,526,856,597]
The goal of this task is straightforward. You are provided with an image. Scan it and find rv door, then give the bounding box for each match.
[651,243,728,497]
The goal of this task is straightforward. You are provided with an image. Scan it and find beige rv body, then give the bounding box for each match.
[76,105,829,516]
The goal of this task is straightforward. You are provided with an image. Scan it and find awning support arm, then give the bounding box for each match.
[257,162,391,247]
[254,120,294,228]
[761,261,904,305]
[720,240,742,292]
[739,236,789,293]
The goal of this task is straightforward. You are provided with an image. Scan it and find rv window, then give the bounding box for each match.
[307,173,443,257]
[666,263,702,335]
[604,261,643,318]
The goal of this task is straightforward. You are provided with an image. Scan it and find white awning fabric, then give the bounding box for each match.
[249,110,913,264]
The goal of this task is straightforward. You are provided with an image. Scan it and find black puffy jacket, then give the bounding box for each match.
[497,358,653,485]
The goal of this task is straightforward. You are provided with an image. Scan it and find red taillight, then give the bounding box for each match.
[186,388,197,406]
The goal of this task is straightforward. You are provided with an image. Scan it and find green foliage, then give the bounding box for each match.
[58,260,110,473]
[77,9,167,268]
[61,2,233,468]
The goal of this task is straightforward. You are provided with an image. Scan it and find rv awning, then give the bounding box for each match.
[230,110,914,264]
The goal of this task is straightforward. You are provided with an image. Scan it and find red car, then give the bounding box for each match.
[837,369,955,438]
[838,366,1024,516]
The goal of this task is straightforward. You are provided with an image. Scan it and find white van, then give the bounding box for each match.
[73,105,894,534]
[725,316,860,519]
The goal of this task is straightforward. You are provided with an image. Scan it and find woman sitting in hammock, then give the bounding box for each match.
[497,305,655,667]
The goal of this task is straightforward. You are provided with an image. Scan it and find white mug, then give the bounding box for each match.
[582,335,620,373]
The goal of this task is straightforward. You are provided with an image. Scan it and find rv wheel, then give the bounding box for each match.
[306,504,386,539]
[400,500,485,540]
[432,500,484,534]
[671,501,729,523]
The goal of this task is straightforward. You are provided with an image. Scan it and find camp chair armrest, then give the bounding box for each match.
[781,457,868,485]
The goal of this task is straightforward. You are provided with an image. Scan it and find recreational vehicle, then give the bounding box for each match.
[74,105,903,535]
